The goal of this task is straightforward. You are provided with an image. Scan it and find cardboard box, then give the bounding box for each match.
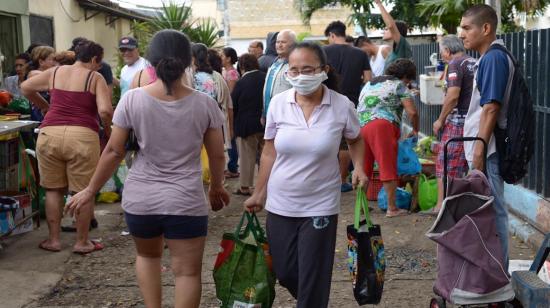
[0,193,33,236]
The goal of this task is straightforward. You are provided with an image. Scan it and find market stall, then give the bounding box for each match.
[0,119,41,244]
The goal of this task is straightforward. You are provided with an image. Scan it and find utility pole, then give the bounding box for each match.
[485,0,502,32]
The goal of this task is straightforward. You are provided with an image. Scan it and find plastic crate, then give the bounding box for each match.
[367,171,383,201]
[0,138,19,168]
[0,164,18,192]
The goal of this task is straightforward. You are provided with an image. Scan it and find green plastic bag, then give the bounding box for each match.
[213,212,275,308]
[7,97,31,114]
[418,174,438,211]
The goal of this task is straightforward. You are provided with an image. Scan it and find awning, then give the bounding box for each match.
[76,0,152,23]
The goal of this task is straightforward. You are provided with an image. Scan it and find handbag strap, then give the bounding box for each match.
[354,188,373,229]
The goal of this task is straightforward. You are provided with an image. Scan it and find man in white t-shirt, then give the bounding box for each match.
[117,37,149,97]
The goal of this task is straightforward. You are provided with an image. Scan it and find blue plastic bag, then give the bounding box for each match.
[397,137,421,175]
[377,187,412,211]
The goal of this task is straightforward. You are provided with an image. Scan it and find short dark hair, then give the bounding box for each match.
[251,41,263,50]
[345,35,355,43]
[324,20,346,37]
[238,53,259,72]
[354,36,372,47]
[207,48,223,74]
[146,29,192,95]
[395,21,408,37]
[222,47,238,65]
[15,53,31,63]
[70,37,88,51]
[463,4,498,31]
[192,43,213,74]
[385,58,417,80]
[290,41,339,92]
[75,40,103,63]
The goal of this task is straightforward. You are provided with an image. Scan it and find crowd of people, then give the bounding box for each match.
[0,1,514,307]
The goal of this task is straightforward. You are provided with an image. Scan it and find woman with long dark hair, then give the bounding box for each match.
[65,30,229,307]
[221,46,239,93]
[244,42,367,307]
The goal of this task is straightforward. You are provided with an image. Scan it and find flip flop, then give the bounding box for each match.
[38,240,61,252]
[73,240,104,255]
[233,188,251,196]
[386,209,409,218]
[224,171,240,179]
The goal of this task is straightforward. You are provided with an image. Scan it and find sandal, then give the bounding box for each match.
[233,188,251,196]
[38,240,61,252]
[386,209,409,218]
[73,240,104,255]
[224,171,240,179]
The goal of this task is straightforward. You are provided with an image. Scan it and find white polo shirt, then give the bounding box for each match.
[264,85,361,217]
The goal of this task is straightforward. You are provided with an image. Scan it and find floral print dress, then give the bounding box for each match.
[193,71,218,101]
[357,76,413,127]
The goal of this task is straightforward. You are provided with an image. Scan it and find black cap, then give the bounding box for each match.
[119,36,138,49]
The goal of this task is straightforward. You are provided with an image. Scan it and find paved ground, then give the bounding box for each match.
[0,177,535,307]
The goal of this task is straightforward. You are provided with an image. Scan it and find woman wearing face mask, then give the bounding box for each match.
[243,42,367,308]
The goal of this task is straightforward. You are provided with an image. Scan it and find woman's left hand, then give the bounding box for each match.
[351,169,368,190]
[64,188,95,217]
[208,185,230,211]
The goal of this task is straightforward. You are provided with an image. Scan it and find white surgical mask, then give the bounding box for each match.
[285,72,328,95]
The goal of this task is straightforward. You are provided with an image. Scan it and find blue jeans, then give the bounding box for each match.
[227,138,239,173]
[486,153,509,270]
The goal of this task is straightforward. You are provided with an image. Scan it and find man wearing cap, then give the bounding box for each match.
[118,36,148,97]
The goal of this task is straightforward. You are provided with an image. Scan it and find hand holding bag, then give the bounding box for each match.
[347,188,385,305]
[213,212,276,308]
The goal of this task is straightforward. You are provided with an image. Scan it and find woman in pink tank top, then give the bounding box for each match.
[21,40,113,255]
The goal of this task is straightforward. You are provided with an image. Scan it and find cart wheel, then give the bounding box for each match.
[430,297,446,308]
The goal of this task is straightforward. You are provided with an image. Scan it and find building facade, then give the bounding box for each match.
[0,0,147,78]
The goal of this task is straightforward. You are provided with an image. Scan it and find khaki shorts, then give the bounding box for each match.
[36,126,100,192]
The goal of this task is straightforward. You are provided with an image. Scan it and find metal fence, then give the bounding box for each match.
[409,29,550,198]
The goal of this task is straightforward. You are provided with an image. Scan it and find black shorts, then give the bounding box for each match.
[124,212,208,239]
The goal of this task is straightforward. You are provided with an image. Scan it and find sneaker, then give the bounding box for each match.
[341,183,353,192]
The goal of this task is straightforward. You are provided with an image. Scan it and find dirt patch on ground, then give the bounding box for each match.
[30,179,533,308]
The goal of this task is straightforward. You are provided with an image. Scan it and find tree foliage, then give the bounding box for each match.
[297,0,550,36]
[132,1,221,49]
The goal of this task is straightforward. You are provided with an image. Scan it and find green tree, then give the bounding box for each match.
[297,0,550,37]
[296,0,376,35]
[296,0,430,35]
[416,0,482,34]
[131,1,220,48]
[417,0,550,34]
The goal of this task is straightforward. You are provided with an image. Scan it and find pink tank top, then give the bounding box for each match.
[138,66,157,86]
[40,67,99,132]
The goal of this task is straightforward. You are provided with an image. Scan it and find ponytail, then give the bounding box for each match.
[156,57,185,95]
[146,30,191,95]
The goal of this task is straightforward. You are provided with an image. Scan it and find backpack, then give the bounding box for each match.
[487,44,535,184]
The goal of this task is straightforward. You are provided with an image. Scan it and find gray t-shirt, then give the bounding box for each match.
[113,88,224,216]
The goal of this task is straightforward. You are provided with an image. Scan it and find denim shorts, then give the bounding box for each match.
[124,212,208,239]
